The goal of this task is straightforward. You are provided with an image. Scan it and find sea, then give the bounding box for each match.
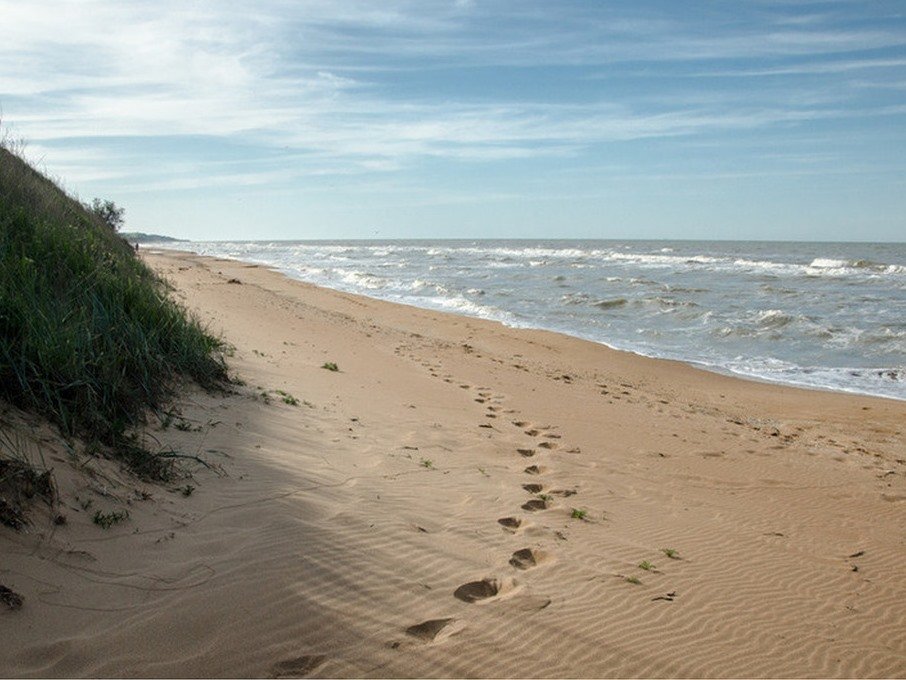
[172,239,906,402]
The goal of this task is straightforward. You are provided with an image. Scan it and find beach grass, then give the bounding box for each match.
[0,142,227,482]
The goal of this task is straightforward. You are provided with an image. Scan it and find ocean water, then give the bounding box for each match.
[176,239,906,401]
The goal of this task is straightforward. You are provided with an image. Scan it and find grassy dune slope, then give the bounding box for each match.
[0,145,227,483]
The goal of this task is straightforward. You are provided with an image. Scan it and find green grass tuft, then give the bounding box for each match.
[321,362,339,372]
[276,390,299,406]
[92,508,129,529]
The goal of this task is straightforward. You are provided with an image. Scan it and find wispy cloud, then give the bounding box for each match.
[1,0,904,196]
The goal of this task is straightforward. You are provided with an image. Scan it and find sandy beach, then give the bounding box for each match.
[2,248,904,678]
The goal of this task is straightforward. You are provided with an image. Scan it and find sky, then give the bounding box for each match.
[1,0,905,242]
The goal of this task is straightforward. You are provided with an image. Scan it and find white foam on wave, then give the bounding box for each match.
[809,258,849,269]
[337,270,386,290]
[756,309,795,329]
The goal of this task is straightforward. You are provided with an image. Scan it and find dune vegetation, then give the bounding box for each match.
[0,141,227,488]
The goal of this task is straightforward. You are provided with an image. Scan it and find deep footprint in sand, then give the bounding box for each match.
[517,448,535,457]
[522,483,543,493]
[521,498,549,511]
[454,579,498,602]
[509,548,546,570]
[454,577,517,603]
[498,516,522,530]
[524,465,545,475]
[405,618,463,643]
[538,441,558,450]
[271,655,326,678]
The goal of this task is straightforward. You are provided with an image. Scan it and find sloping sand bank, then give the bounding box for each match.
[2,249,904,678]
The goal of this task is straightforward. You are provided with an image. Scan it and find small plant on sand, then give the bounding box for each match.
[420,458,434,469]
[276,390,299,406]
[570,508,588,520]
[538,493,552,502]
[92,509,129,529]
[321,362,339,372]
[259,391,272,405]
[181,484,195,497]
[638,560,655,571]
[662,547,680,560]
[625,576,642,585]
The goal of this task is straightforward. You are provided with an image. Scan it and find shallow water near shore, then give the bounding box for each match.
[178,239,906,400]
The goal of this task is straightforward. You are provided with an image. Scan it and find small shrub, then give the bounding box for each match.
[93,509,129,529]
[321,362,339,372]
[625,576,642,585]
[570,508,587,520]
[662,548,680,560]
[638,560,655,571]
[88,198,125,231]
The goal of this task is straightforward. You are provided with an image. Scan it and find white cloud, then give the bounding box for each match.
[1,0,903,190]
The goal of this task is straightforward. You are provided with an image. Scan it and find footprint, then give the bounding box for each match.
[522,483,543,493]
[525,429,540,437]
[538,441,557,450]
[543,433,562,439]
[453,577,517,603]
[517,448,535,457]
[512,421,528,427]
[454,579,498,602]
[405,618,462,643]
[549,489,577,497]
[498,517,522,530]
[521,498,549,512]
[523,465,545,475]
[509,548,545,570]
[271,655,326,678]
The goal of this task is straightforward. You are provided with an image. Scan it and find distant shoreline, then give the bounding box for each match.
[120,232,187,244]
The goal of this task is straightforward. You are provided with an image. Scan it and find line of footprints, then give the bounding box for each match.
[403,362,583,646]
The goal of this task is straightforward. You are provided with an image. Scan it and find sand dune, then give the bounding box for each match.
[1,249,904,678]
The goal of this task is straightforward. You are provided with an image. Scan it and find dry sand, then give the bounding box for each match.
[1,248,905,678]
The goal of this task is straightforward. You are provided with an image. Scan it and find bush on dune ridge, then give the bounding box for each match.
[0,143,227,480]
